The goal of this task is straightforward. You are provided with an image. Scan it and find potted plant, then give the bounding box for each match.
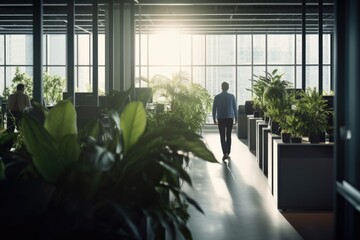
[147,71,212,133]
[285,105,305,143]
[262,69,292,135]
[247,70,272,118]
[278,114,292,143]
[0,97,218,239]
[275,90,298,143]
[298,88,331,143]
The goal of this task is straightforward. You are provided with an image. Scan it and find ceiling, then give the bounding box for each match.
[0,0,335,35]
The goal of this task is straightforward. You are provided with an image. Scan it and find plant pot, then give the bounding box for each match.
[291,136,302,143]
[244,101,254,115]
[156,103,165,113]
[264,116,270,124]
[253,110,261,118]
[270,121,280,135]
[308,132,325,144]
[281,132,291,143]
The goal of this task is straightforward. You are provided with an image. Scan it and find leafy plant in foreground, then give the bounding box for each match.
[0,98,217,239]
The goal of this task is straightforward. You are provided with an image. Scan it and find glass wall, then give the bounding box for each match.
[136,33,333,111]
[0,33,106,97]
[0,32,332,112]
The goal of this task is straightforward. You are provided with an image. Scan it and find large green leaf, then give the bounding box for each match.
[22,114,65,182]
[44,100,77,142]
[160,182,204,214]
[158,159,192,185]
[59,134,80,167]
[120,101,146,154]
[168,137,218,163]
[122,127,217,173]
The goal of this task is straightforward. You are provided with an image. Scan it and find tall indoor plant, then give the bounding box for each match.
[247,70,272,117]
[147,71,212,133]
[262,69,292,135]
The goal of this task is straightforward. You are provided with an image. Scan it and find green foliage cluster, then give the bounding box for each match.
[147,72,212,133]
[247,71,272,112]
[3,67,33,98]
[2,67,65,106]
[297,88,332,135]
[248,70,332,139]
[247,69,292,116]
[0,95,217,239]
[281,88,332,138]
[284,104,306,138]
[43,72,66,105]
[262,69,292,122]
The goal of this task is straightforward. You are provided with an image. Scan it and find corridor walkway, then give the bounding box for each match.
[184,129,303,240]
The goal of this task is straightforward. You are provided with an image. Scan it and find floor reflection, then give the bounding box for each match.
[185,131,303,240]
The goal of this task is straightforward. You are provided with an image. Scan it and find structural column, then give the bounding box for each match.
[33,0,43,104]
[92,0,99,105]
[108,0,135,92]
[302,0,306,90]
[318,0,323,92]
[67,0,75,104]
[105,1,114,93]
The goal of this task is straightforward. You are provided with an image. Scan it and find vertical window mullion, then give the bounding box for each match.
[235,34,238,103]
[89,33,91,90]
[205,34,207,88]
[251,34,253,97]
[265,32,268,75]
[4,34,7,90]
[294,33,297,88]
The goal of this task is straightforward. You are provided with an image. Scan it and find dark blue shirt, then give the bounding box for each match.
[212,91,237,121]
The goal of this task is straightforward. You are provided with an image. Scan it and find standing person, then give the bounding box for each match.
[6,83,31,132]
[212,81,237,161]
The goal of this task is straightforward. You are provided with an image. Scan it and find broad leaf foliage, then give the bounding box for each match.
[2,95,217,239]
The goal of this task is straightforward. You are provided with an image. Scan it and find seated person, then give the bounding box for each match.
[6,83,31,132]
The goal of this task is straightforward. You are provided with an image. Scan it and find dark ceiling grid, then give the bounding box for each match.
[0,0,334,35]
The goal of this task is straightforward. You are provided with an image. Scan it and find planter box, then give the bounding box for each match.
[247,115,262,154]
[273,139,334,211]
[256,120,268,169]
[267,132,281,194]
[261,127,271,175]
[237,110,248,139]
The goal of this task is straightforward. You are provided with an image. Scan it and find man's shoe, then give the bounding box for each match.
[222,154,228,161]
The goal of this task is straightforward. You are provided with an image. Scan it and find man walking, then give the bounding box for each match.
[212,82,237,161]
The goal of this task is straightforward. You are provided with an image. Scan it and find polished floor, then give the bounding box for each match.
[183,128,333,240]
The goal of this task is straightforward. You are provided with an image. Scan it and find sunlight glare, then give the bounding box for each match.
[207,163,235,215]
[149,30,181,66]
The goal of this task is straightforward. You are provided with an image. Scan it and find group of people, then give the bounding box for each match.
[4,82,237,163]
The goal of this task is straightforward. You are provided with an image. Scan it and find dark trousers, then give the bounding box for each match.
[7,110,23,133]
[218,118,234,155]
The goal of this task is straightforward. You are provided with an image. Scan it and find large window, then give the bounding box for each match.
[0,32,332,114]
[136,33,332,123]
[0,33,106,97]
